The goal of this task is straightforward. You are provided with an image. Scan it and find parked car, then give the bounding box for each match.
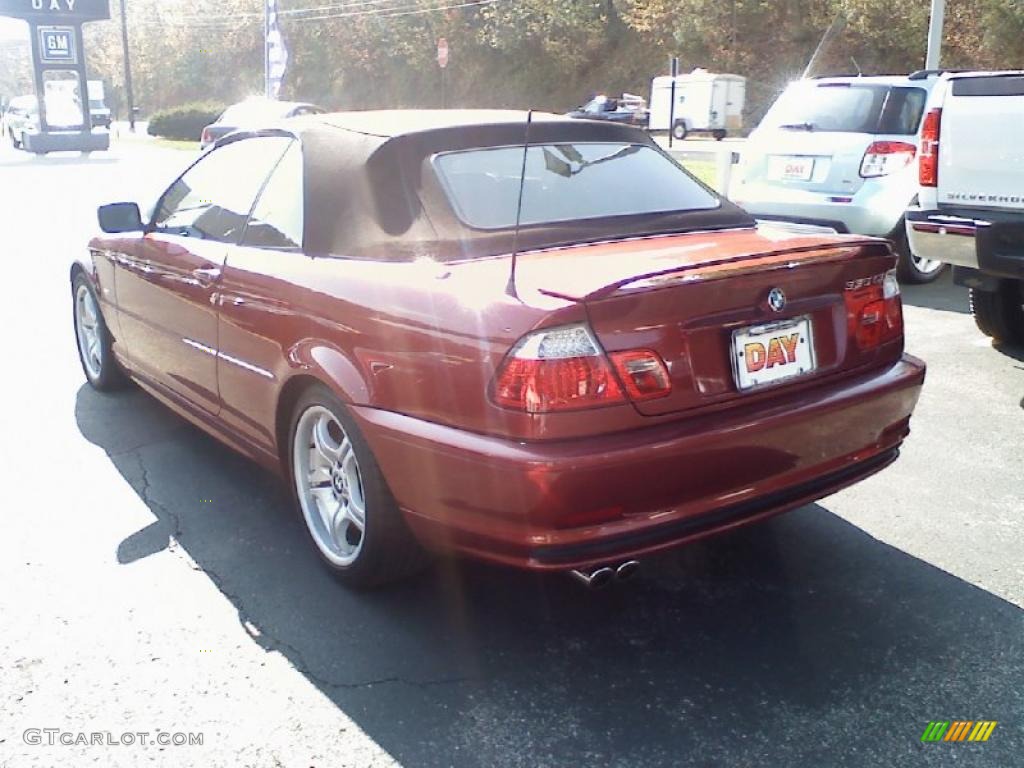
[5,93,83,150]
[73,111,925,587]
[732,73,945,284]
[200,98,324,149]
[907,70,1024,345]
[566,94,648,126]
[5,95,38,148]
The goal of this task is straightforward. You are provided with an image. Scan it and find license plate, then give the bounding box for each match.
[732,317,815,391]
[768,156,815,181]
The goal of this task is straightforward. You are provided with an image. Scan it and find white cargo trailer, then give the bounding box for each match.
[648,70,746,140]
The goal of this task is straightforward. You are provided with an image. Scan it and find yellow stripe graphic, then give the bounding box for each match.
[925,719,997,743]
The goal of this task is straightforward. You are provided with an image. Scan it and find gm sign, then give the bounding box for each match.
[0,0,110,21]
[38,26,75,63]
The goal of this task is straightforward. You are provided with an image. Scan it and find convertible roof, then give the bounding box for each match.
[313,109,571,137]
[264,110,754,260]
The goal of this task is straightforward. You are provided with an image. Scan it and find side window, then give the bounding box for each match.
[240,140,304,249]
[877,87,927,135]
[152,136,292,242]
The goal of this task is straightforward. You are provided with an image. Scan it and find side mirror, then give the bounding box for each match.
[98,202,143,233]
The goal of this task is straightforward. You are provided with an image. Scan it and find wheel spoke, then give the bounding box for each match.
[330,504,353,548]
[85,299,97,324]
[312,414,341,465]
[310,487,338,536]
[307,464,331,487]
[342,451,366,530]
[346,491,366,532]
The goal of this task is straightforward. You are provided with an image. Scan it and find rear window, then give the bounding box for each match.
[761,84,927,135]
[433,142,718,230]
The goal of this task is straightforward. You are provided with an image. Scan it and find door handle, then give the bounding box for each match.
[192,266,222,287]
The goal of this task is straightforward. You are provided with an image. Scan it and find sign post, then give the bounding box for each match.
[118,0,134,132]
[668,56,679,148]
[437,37,449,108]
[0,0,111,153]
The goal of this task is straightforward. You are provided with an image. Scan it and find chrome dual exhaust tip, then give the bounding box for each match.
[569,560,640,588]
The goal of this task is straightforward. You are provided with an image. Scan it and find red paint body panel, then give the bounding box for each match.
[351,356,924,569]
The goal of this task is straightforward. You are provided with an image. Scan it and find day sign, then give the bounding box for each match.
[0,0,110,21]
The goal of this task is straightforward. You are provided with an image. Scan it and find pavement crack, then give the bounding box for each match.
[130,450,193,566]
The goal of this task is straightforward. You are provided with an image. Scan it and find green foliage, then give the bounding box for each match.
[69,0,1024,135]
[147,101,226,140]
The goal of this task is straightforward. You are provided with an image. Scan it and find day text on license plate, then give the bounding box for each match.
[732,317,815,391]
[769,155,814,181]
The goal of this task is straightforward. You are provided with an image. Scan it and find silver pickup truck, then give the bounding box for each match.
[906,70,1024,345]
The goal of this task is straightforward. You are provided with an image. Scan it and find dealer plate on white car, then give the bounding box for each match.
[732,317,816,391]
[768,155,815,181]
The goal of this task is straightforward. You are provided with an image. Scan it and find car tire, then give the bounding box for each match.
[712,129,727,141]
[672,121,688,141]
[969,280,1024,345]
[288,384,429,588]
[892,223,947,284]
[72,274,128,391]
[11,130,21,149]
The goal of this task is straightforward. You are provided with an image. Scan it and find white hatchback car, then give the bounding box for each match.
[732,73,945,283]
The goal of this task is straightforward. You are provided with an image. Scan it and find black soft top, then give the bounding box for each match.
[271,110,754,260]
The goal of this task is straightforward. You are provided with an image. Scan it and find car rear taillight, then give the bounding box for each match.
[201,127,213,145]
[608,349,672,402]
[919,108,942,187]
[859,141,916,178]
[492,324,670,412]
[844,270,903,350]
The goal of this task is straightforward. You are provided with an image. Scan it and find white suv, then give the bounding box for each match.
[906,70,1024,345]
[732,73,944,283]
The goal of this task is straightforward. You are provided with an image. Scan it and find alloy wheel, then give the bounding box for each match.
[292,406,367,566]
[911,253,944,276]
[74,283,103,381]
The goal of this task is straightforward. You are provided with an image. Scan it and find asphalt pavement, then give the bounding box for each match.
[0,137,1020,768]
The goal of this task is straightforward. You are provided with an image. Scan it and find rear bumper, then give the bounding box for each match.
[353,355,926,571]
[907,207,1024,279]
[733,178,910,237]
[905,208,982,269]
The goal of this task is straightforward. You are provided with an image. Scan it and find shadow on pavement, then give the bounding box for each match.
[900,270,969,314]
[993,340,1024,365]
[75,384,1023,768]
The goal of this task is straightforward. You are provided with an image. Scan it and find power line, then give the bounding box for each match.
[163,0,409,23]
[289,0,503,22]
[153,0,498,24]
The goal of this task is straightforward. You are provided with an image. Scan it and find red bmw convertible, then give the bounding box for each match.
[72,111,925,587]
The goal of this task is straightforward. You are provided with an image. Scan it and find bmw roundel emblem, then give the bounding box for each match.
[767,287,787,312]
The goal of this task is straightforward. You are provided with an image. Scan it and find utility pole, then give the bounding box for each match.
[118,0,135,131]
[925,0,946,69]
[264,0,270,98]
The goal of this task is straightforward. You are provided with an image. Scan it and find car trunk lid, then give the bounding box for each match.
[515,227,900,416]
